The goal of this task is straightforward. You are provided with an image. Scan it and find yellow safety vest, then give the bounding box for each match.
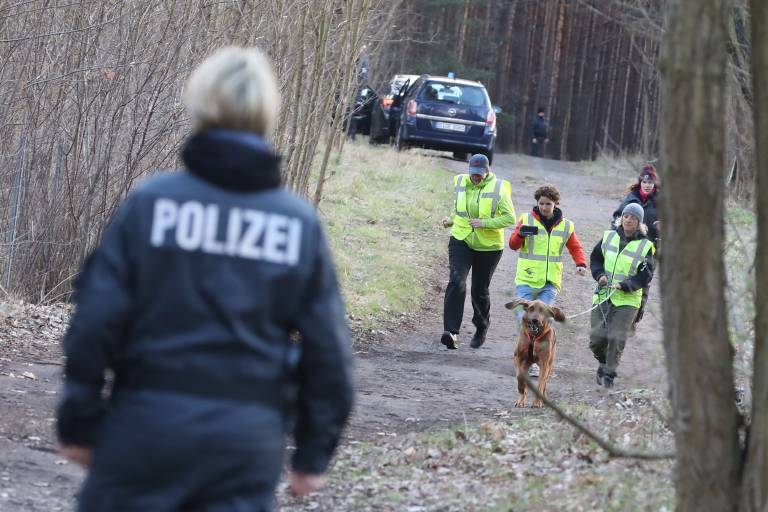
[593,230,654,307]
[450,174,511,250]
[514,213,574,291]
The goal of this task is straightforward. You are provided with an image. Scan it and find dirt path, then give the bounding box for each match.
[0,154,667,511]
[350,153,666,438]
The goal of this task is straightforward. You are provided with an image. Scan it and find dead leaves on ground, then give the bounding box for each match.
[278,389,674,511]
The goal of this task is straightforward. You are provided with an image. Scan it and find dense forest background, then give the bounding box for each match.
[372,0,753,194]
[0,0,756,300]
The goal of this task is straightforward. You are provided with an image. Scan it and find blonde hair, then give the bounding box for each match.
[184,46,280,137]
[613,215,648,236]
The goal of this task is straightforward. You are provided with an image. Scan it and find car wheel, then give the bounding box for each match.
[452,152,468,161]
[484,150,494,166]
[395,126,408,151]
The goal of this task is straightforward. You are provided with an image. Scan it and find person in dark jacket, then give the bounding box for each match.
[589,203,655,389]
[612,164,660,245]
[56,46,354,512]
[611,163,660,325]
[529,107,549,157]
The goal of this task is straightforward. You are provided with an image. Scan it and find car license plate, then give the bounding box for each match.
[435,121,466,132]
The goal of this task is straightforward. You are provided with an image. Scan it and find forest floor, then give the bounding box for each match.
[0,151,674,511]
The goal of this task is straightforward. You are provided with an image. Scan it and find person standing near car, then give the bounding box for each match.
[530,107,549,157]
[441,154,516,350]
[56,46,353,511]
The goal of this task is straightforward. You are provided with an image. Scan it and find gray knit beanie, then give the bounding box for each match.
[622,203,644,224]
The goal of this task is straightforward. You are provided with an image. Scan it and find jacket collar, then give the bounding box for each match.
[616,225,646,242]
[181,129,282,192]
[531,206,562,230]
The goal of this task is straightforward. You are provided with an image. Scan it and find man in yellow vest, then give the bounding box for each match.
[440,154,516,349]
[589,203,655,388]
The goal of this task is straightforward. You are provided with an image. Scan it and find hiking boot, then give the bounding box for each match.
[603,374,614,389]
[529,363,540,378]
[596,366,604,386]
[469,328,488,348]
[440,331,459,350]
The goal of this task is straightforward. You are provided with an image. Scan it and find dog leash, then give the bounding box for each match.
[565,286,615,320]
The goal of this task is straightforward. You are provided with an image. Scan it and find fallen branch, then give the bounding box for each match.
[520,373,675,460]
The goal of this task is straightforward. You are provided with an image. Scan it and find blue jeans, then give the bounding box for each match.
[514,283,558,322]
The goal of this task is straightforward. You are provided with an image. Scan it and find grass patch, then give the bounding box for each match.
[278,389,675,511]
[318,141,453,328]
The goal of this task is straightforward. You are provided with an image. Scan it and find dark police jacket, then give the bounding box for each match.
[57,129,354,474]
[530,116,549,139]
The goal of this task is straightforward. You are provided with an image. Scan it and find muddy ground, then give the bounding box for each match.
[0,153,666,511]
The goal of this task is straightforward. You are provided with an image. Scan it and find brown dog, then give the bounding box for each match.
[505,299,566,408]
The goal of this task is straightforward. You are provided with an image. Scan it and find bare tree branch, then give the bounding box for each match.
[521,372,675,460]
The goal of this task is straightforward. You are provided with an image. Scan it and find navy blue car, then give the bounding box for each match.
[393,75,499,164]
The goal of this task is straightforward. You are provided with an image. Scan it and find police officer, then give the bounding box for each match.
[589,203,655,388]
[57,47,354,511]
[441,154,516,349]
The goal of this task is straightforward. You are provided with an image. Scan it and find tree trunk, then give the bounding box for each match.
[659,0,742,510]
[740,0,768,509]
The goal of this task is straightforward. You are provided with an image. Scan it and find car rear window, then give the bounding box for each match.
[419,82,487,107]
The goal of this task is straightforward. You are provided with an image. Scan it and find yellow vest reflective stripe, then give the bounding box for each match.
[593,230,654,307]
[453,178,469,218]
[481,177,504,217]
[514,213,573,291]
[450,174,510,249]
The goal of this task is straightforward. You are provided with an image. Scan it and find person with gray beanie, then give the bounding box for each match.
[587,202,655,388]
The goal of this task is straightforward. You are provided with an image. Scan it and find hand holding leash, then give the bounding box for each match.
[565,283,615,320]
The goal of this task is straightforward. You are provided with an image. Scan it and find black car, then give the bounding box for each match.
[368,74,420,144]
[392,75,500,163]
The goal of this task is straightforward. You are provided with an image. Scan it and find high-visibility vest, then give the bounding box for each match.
[514,213,574,291]
[593,230,654,307]
[450,173,511,250]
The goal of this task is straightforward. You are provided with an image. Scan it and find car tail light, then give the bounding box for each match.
[407,99,418,116]
[486,110,496,129]
[381,96,394,109]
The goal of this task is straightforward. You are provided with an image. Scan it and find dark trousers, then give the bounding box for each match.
[443,236,503,334]
[348,116,359,140]
[589,303,638,376]
[531,139,544,157]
